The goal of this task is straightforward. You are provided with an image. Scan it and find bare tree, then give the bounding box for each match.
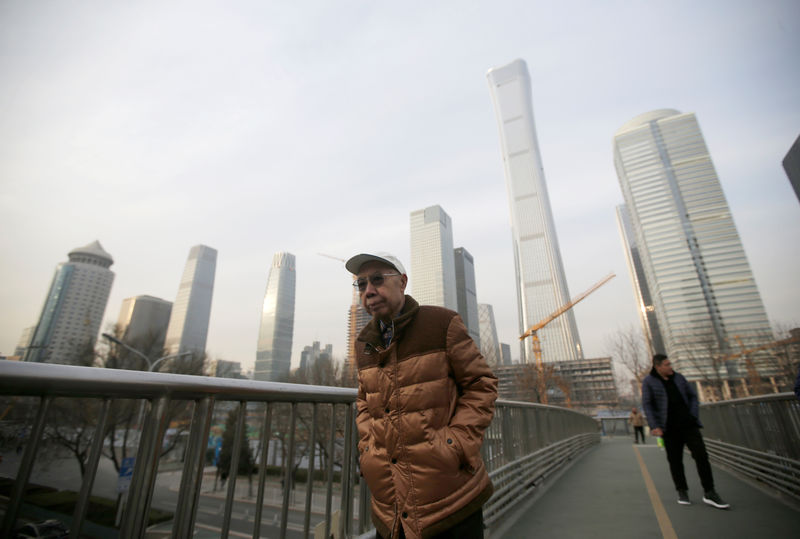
[606,326,651,395]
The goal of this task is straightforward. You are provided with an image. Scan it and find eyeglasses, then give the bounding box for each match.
[353,273,400,292]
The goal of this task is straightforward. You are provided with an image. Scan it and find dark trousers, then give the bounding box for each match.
[379,509,484,539]
[634,426,645,443]
[663,426,714,492]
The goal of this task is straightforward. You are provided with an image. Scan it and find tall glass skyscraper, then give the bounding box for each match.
[164,245,217,356]
[255,252,296,382]
[454,247,480,345]
[410,205,457,310]
[614,109,773,382]
[478,303,501,367]
[616,204,665,356]
[25,241,115,365]
[487,59,583,364]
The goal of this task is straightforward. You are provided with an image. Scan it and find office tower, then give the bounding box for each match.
[500,343,512,366]
[345,288,371,384]
[116,295,172,357]
[255,252,296,382]
[615,205,665,356]
[614,109,773,384]
[299,341,333,372]
[24,241,115,365]
[454,247,480,345]
[14,326,35,357]
[164,245,217,356]
[478,304,501,367]
[410,205,457,309]
[487,59,583,364]
[783,133,800,203]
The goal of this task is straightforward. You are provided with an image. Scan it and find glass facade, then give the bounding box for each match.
[487,59,582,364]
[409,205,457,310]
[614,110,773,380]
[616,204,665,356]
[255,252,296,382]
[164,245,217,356]
[454,247,480,345]
[478,303,501,367]
[25,241,115,365]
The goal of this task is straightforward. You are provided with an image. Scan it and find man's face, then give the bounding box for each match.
[655,358,674,379]
[356,261,407,322]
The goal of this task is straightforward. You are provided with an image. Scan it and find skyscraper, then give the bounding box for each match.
[487,59,583,364]
[615,204,665,356]
[164,245,217,356]
[613,109,773,383]
[345,287,371,384]
[255,252,296,382]
[116,295,173,357]
[24,241,115,365]
[410,205,457,309]
[782,133,800,203]
[478,303,501,367]
[454,247,480,345]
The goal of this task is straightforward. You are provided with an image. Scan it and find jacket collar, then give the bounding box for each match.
[358,295,419,349]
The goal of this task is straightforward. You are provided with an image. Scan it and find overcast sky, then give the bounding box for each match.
[2,1,799,374]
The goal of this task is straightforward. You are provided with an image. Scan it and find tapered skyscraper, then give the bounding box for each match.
[255,252,296,382]
[487,59,582,364]
[25,241,115,365]
[410,205,457,309]
[614,109,773,384]
[164,245,217,356]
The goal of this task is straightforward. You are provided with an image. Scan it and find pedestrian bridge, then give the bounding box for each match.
[0,362,798,538]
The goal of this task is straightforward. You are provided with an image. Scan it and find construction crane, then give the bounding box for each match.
[317,252,346,264]
[519,272,615,405]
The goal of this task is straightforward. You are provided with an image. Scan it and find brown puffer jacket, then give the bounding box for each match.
[356,295,498,539]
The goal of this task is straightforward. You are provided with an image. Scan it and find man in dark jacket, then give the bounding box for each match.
[641,354,729,509]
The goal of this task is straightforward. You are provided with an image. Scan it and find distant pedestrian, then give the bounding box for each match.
[629,407,646,444]
[642,354,730,509]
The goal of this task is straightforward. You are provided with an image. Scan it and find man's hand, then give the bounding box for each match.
[651,428,663,437]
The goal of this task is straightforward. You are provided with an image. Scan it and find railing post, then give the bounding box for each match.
[303,403,318,537]
[70,398,111,539]
[0,395,52,537]
[221,401,247,539]
[173,396,215,538]
[339,402,356,538]
[121,396,171,538]
[253,402,273,539]
[280,402,298,539]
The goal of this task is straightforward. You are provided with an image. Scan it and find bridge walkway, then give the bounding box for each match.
[493,436,798,539]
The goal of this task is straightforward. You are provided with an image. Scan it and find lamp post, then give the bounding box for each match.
[101,333,192,372]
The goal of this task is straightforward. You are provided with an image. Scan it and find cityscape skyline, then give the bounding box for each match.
[2,3,798,377]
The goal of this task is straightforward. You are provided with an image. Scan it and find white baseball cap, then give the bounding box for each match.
[345,252,407,275]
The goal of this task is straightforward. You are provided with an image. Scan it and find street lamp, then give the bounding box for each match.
[101,333,192,372]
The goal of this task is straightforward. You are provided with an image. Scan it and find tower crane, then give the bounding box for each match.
[519,272,615,405]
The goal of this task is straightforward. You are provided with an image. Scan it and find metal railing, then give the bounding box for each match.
[701,392,800,500]
[0,361,600,538]
[482,402,599,527]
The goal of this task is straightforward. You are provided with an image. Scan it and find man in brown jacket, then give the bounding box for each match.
[346,252,498,539]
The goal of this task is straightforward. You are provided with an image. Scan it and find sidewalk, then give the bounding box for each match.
[495,436,799,538]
